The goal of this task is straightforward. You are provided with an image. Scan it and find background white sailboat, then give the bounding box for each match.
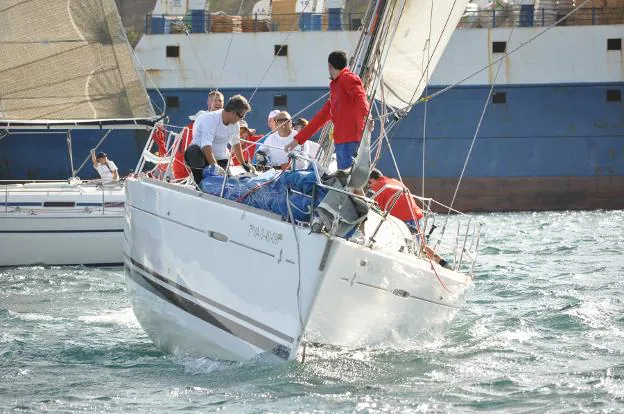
[0,0,159,266]
[124,0,480,361]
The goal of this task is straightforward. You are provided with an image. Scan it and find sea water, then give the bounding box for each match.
[1,210,623,413]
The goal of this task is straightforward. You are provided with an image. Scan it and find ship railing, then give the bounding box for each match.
[363,181,481,276]
[145,11,365,35]
[144,6,624,35]
[412,194,482,277]
[458,5,624,29]
[0,179,124,215]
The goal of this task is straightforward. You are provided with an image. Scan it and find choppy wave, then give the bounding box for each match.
[1,211,623,412]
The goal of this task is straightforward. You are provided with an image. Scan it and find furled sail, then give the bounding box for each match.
[0,0,157,127]
[376,0,469,110]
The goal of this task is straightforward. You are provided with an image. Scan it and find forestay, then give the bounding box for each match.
[0,0,156,127]
[377,0,469,109]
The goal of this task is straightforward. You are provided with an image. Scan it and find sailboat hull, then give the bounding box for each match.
[307,234,473,347]
[124,176,475,357]
[124,178,330,361]
[0,181,124,266]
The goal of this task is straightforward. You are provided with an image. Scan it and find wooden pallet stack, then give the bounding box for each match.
[604,0,624,24]
[271,0,299,31]
[568,0,624,25]
[241,16,272,32]
[211,13,242,33]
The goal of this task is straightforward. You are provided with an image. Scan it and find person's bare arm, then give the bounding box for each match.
[201,145,218,165]
[231,143,245,168]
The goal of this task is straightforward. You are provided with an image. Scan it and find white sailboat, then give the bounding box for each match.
[124,0,479,361]
[0,0,158,267]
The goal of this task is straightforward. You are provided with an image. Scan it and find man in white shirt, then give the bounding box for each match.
[184,94,253,184]
[257,111,311,170]
[90,150,119,183]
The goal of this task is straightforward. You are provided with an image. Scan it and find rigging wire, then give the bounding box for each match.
[447,24,517,213]
[285,185,306,348]
[127,32,167,118]
[378,0,594,121]
[422,0,435,200]
[404,0,460,111]
[215,0,247,94]
[431,16,519,255]
[248,1,311,103]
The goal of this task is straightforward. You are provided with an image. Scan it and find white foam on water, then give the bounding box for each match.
[173,356,236,375]
[566,300,613,329]
[78,308,139,328]
[7,310,54,322]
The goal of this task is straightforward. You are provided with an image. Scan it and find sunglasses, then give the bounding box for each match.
[275,118,291,123]
[236,112,246,119]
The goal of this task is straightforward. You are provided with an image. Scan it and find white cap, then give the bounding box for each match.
[268,109,280,119]
[189,110,206,121]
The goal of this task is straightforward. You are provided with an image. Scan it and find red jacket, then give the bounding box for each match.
[370,176,423,222]
[232,134,262,166]
[173,122,193,179]
[295,68,369,145]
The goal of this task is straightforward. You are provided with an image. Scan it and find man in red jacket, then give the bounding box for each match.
[368,168,449,269]
[368,168,423,229]
[284,50,370,171]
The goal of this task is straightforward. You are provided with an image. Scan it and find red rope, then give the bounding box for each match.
[407,189,454,294]
[235,161,292,203]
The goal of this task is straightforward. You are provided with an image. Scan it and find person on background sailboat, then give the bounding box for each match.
[284,50,370,171]
[173,91,225,180]
[183,95,254,183]
[90,150,119,183]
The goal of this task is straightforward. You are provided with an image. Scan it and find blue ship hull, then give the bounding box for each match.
[2,81,622,211]
[154,82,624,210]
[0,129,150,181]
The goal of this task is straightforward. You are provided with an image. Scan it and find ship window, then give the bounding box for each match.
[351,18,362,30]
[492,41,506,54]
[607,38,621,51]
[166,45,180,57]
[607,90,621,102]
[492,92,506,104]
[273,95,287,107]
[166,96,180,109]
[43,201,76,207]
[274,45,288,56]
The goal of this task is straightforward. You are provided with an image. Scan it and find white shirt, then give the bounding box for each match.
[258,130,310,169]
[95,160,118,182]
[191,109,240,160]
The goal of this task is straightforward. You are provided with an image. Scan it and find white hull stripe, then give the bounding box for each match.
[125,256,295,352]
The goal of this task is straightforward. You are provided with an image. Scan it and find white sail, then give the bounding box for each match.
[0,0,157,127]
[378,0,469,109]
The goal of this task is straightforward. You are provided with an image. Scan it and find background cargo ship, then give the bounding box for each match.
[1,0,622,211]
